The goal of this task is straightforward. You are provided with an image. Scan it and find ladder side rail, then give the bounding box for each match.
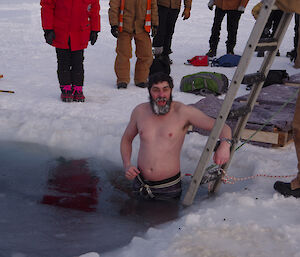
[182,0,276,206]
[209,11,294,194]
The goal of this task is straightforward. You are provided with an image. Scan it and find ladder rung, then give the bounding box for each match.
[256,38,278,52]
[242,72,265,85]
[227,105,251,119]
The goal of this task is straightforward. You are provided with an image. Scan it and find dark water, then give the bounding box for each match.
[0,141,184,257]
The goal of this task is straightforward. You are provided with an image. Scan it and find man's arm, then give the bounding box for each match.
[184,105,232,165]
[120,107,140,180]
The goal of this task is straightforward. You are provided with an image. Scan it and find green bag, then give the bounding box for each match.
[180,72,228,96]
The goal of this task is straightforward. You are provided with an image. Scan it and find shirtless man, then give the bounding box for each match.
[120,72,231,200]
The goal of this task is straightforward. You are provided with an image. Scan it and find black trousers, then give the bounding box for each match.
[209,7,242,52]
[261,10,283,39]
[295,14,299,50]
[56,48,84,86]
[152,5,180,55]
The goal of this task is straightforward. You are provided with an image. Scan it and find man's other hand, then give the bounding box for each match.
[125,165,140,180]
[213,141,231,165]
[182,7,190,20]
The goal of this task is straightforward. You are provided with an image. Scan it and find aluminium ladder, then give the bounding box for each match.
[183,0,294,206]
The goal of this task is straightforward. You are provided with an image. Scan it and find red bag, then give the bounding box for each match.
[186,55,208,66]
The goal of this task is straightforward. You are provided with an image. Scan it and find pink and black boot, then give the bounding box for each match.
[73,85,85,102]
[60,85,73,102]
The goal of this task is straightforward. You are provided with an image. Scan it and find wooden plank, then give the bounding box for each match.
[241,128,279,144]
[284,82,300,87]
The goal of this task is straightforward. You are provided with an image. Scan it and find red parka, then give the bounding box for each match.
[41,0,101,51]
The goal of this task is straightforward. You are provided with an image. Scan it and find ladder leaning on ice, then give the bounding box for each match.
[183,0,297,206]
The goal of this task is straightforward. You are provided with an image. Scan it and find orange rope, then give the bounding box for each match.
[220,169,296,184]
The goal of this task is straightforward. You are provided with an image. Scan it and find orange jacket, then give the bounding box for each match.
[215,0,249,10]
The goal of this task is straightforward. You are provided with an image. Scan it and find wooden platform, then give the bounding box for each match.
[188,125,293,147]
[240,127,293,147]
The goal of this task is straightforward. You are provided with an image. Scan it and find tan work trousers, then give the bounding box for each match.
[114,31,153,85]
[291,90,300,189]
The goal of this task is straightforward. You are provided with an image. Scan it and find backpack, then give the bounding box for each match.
[180,71,229,96]
[246,69,289,90]
[186,55,209,66]
[211,54,241,67]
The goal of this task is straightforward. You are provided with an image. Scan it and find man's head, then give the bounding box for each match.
[148,72,174,116]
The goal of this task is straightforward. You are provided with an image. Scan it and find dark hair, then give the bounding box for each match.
[148,72,174,90]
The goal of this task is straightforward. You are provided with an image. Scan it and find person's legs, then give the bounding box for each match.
[207,7,226,56]
[226,10,242,54]
[115,31,133,86]
[295,22,300,68]
[56,48,72,86]
[71,50,85,101]
[291,92,300,190]
[134,32,153,86]
[56,48,73,102]
[70,50,84,86]
[152,5,169,49]
[162,8,180,56]
[274,90,300,197]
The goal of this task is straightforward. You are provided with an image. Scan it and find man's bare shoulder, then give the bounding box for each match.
[172,101,198,112]
[131,102,150,116]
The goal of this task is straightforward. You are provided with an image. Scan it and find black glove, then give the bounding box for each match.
[111,25,119,38]
[151,26,158,38]
[90,31,99,45]
[44,29,55,45]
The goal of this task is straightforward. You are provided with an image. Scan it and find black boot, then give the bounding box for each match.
[274,181,300,198]
[206,49,216,57]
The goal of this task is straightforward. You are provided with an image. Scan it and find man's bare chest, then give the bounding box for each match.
[137,113,188,142]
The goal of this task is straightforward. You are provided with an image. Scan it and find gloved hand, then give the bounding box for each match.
[151,26,158,38]
[111,25,119,38]
[208,0,214,10]
[181,7,190,20]
[44,29,55,45]
[90,31,99,45]
[237,6,245,13]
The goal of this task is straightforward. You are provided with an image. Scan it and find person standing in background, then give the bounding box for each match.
[152,0,192,65]
[109,0,158,89]
[41,0,100,102]
[206,0,249,57]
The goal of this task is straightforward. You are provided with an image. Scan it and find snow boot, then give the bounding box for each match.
[274,181,300,198]
[206,49,216,58]
[135,82,148,88]
[117,82,127,89]
[60,85,73,102]
[73,85,85,102]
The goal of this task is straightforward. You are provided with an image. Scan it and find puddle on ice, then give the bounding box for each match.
[0,141,185,257]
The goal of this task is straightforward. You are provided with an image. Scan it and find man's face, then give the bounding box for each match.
[149,81,172,115]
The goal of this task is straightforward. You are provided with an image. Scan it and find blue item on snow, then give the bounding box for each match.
[211,54,241,67]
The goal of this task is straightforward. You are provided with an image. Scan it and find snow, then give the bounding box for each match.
[1,0,300,257]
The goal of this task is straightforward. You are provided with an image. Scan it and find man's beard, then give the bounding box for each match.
[149,94,173,115]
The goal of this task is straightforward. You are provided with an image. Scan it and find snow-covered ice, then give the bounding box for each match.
[1,0,300,257]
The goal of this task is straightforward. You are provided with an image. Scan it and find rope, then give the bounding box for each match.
[201,88,299,184]
[220,168,296,185]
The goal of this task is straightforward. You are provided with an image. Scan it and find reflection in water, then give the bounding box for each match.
[42,157,100,212]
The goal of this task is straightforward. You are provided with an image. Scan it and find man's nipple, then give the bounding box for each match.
[168,133,173,137]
